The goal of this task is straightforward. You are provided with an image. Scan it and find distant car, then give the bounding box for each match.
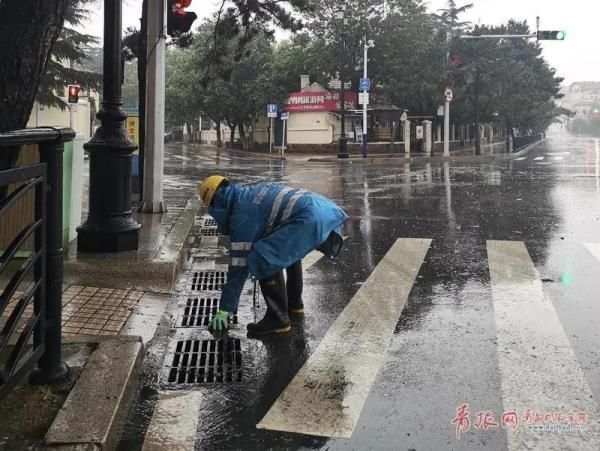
[164,131,173,143]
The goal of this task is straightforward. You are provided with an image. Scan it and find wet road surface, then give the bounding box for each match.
[119,132,600,450]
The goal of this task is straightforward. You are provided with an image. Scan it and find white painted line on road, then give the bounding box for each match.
[302,236,349,270]
[583,243,600,263]
[142,391,202,451]
[553,156,564,161]
[534,156,545,161]
[514,157,527,161]
[257,238,432,438]
[487,241,600,451]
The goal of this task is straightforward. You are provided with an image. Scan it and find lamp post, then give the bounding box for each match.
[77,0,141,252]
[336,5,349,159]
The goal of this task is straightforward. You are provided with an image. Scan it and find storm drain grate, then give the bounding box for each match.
[167,338,242,384]
[200,227,219,237]
[177,297,238,327]
[203,218,218,227]
[190,271,227,291]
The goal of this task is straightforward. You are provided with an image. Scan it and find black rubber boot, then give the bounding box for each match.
[247,271,291,336]
[286,260,304,316]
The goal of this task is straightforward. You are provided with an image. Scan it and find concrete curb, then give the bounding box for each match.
[64,199,199,293]
[45,336,143,450]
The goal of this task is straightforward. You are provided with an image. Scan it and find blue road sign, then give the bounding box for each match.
[359,78,371,91]
[281,112,290,120]
[267,104,279,118]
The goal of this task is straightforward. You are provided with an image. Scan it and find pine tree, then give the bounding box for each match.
[37,0,102,109]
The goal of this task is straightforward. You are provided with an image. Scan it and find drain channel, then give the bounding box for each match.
[177,297,238,327]
[189,271,227,291]
[167,338,242,384]
[203,218,218,227]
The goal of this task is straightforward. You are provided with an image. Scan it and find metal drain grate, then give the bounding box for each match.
[167,338,242,384]
[203,218,217,227]
[190,271,227,291]
[177,297,238,327]
[200,227,219,237]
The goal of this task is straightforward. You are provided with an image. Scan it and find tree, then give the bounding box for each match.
[37,0,102,110]
[0,0,72,133]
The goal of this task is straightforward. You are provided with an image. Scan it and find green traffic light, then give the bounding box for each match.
[557,31,566,40]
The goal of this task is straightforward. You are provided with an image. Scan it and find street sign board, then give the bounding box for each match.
[267,104,278,118]
[416,126,424,140]
[444,87,454,102]
[358,92,369,105]
[328,80,342,90]
[281,112,290,120]
[359,78,371,91]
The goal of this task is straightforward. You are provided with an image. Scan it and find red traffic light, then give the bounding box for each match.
[168,0,197,36]
[68,85,81,104]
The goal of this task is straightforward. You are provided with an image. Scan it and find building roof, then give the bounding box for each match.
[301,82,329,93]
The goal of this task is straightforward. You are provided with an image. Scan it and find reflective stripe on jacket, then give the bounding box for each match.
[208,182,348,312]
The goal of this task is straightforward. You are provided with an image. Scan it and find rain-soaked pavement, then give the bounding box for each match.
[118,131,600,450]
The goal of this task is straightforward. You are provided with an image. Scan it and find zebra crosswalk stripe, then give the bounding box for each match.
[257,238,432,438]
[302,236,349,270]
[142,391,202,451]
[487,241,600,450]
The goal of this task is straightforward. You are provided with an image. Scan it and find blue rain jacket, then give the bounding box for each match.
[208,182,349,312]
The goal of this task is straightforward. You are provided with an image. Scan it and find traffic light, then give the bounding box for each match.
[167,0,197,37]
[67,85,81,104]
[537,30,566,41]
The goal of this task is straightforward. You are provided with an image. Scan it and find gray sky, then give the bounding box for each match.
[87,0,598,85]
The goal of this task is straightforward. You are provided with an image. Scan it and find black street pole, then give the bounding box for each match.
[77,0,141,252]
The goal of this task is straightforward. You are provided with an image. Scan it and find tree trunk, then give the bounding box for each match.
[0,0,71,132]
[229,123,237,147]
[474,68,481,156]
[239,122,247,150]
[216,123,222,148]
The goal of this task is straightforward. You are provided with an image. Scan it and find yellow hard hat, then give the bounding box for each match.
[198,175,227,206]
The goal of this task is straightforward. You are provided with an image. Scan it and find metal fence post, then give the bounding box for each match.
[30,140,69,385]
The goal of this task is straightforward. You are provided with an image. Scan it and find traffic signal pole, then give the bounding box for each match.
[140,0,167,213]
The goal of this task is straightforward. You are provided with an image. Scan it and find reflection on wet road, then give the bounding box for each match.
[119,133,600,450]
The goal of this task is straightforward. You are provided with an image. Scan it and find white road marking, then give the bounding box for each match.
[257,238,432,438]
[553,156,564,161]
[302,236,349,270]
[514,157,527,161]
[142,391,202,451]
[584,243,600,263]
[534,156,545,161]
[487,241,600,451]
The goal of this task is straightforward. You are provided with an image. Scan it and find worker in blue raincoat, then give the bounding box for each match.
[198,175,348,337]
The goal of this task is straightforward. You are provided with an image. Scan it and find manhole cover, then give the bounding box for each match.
[177,297,238,327]
[167,338,242,384]
[190,271,227,291]
[203,218,217,227]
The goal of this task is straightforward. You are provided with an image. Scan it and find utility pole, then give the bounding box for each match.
[140,0,167,213]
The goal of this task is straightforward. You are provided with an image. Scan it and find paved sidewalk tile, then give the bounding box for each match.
[2,286,145,337]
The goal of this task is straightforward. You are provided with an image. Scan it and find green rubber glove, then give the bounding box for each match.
[209,310,230,332]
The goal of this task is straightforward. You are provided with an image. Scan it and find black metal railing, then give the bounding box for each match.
[0,127,74,399]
